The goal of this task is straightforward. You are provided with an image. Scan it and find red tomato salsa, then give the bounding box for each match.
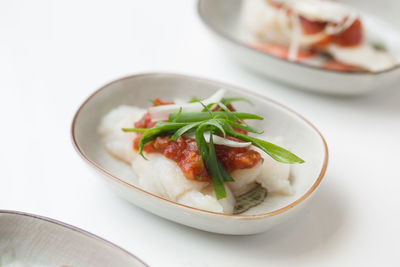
[331,19,363,47]
[132,100,262,182]
[299,16,363,47]
[299,16,327,35]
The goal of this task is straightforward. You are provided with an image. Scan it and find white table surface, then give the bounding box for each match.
[0,1,399,266]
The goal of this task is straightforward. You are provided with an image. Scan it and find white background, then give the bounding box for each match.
[0,1,399,266]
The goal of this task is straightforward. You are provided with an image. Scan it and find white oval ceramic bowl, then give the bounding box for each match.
[198,0,400,95]
[71,73,328,235]
[0,210,148,267]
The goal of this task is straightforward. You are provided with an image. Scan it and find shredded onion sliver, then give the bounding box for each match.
[148,89,226,121]
[184,132,252,148]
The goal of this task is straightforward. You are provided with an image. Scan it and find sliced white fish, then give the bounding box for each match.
[98,105,146,163]
[241,0,328,48]
[132,153,209,202]
[178,191,224,213]
[240,0,292,45]
[228,161,263,197]
[178,185,235,214]
[328,44,396,72]
[256,154,292,195]
[254,136,293,195]
[202,184,235,214]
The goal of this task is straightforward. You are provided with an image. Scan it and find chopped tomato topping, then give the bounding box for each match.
[331,19,363,47]
[215,145,262,173]
[133,135,261,182]
[134,112,155,129]
[135,99,175,128]
[299,16,327,35]
[153,136,209,181]
[152,98,174,106]
[131,100,262,181]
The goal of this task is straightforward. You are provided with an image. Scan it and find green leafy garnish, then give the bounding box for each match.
[190,97,251,106]
[123,98,304,199]
[172,107,183,122]
[221,97,252,106]
[171,121,202,141]
[233,184,267,214]
[225,126,304,164]
[169,112,263,122]
[189,97,200,103]
[122,128,149,133]
[148,99,161,106]
[372,42,387,52]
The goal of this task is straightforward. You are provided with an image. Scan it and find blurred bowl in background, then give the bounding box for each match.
[198,0,400,95]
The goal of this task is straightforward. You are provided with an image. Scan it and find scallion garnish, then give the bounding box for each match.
[148,99,161,106]
[168,111,263,122]
[123,97,304,199]
[221,97,252,106]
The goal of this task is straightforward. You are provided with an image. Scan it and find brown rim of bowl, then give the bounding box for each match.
[71,72,329,220]
[0,209,149,267]
[197,0,400,76]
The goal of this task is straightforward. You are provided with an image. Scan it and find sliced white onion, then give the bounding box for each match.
[148,88,225,121]
[184,132,252,148]
[288,12,301,61]
[324,11,358,35]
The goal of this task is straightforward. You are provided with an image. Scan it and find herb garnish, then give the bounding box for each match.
[233,184,268,214]
[123,99,304,199]
[148,99,161,106]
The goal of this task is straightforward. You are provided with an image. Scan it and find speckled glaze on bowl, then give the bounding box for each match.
[71,73,328,235]
[0,210,148,267]
[198,0,400,95]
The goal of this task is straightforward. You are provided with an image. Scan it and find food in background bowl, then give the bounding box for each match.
[240,0,397,72]
[98,89,304,214]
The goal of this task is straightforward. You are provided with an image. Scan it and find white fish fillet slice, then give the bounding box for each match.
[240,0,290,45]
[227,134,294,197]
[98,105,146,163]
[228,161,263,197]
[135,154,236,213]
[254,136,293,195]
[178,191,224,213]
[256,155,292,195]
[202,185,235,214]
[132,153,209,202]
[328,44,396,72]
[178,185,235,214]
